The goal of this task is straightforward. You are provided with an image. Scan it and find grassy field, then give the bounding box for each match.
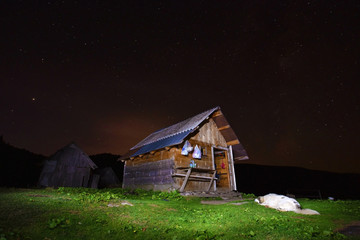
[0,188,359,240]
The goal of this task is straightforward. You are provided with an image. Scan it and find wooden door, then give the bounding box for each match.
[213,148,230,189]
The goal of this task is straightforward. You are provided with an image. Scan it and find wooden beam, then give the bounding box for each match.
[179,168,192,192]
[227,139,240,145]
[165,146,170,151]
[207,171,217,192]
[138,154,143,158]
[150,151,156,155]
[218,125,230,131]
[212,111,223,117]
[172,173,218,180]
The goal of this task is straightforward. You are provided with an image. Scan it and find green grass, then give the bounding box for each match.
[0,188,359,240]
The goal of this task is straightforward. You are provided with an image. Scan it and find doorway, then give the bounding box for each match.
[213,147,230,190]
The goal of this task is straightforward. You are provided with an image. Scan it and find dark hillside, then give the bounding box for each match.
[235,164,360,199]
[0,136,46,187]
[90,153,124,182]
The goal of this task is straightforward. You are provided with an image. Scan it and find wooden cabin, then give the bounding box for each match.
[38,143,99,188]
[119,107,249,192]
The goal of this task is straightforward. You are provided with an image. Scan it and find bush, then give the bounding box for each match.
[241,193,257,198]
[55,187,183,202]
[153,190,183,201]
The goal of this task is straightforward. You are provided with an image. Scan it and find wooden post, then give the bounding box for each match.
[229,145,237,191]
[207,171,217,192]
[179,168,192,192]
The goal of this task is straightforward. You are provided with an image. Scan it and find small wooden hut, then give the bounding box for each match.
[119,106,249,192]
[38,143,98,188]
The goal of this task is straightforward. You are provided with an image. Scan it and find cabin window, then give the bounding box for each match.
[202,147,207,156]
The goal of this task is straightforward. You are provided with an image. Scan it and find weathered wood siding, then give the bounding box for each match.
[191,118,227,147]
[47,165,91,188]
[125,148,176,167]
[123,158,175,191]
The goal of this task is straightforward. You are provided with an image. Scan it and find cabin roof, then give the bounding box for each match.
[120,106,249,162]
[49,143,98,169]
[131,107,219,150]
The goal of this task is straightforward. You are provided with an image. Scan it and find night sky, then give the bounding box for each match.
[1,1,359,173]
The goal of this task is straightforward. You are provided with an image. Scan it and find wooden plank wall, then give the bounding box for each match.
[126,148,177,167]
[123,158,175,191]
[191,118,227,147]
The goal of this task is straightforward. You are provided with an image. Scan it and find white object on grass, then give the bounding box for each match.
[255,193,320,215]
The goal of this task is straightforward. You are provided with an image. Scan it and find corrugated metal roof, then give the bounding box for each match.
[130,130,192,157]
[121,106,249,162]
[130,106,219,150]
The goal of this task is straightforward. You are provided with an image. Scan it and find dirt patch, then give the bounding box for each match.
[69,210,81,215]
[58,197,72,201]
[199,192,244,205]
[166,208,177,211]
[337,221,360,237]
[230,202,250,206]
[107,201,134,207]
[182,191,243,199]
[201,200,249,205]
[201,200,229,205]
[27,194,51,198]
